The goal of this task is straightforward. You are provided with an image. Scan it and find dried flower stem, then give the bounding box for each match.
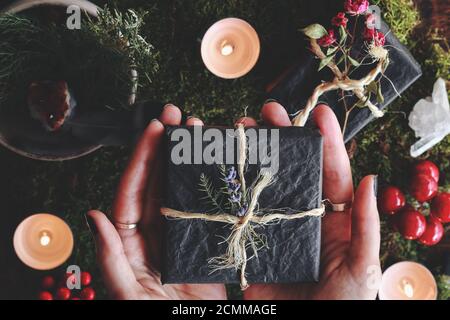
[292,38,386,128]
[310,39,344,79]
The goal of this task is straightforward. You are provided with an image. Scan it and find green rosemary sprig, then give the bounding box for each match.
[198,173,225,214]
[85,7,159,92]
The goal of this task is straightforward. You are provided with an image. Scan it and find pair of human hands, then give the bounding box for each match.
[86,102,381,300]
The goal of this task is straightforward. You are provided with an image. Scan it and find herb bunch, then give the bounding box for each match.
[0,7,159,113]
[86,7,160,102]
[0,14,51,110]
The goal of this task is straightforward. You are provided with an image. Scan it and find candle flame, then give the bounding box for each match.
[220,41,234,56]
[39,231,51,247]
[402,280,414,298]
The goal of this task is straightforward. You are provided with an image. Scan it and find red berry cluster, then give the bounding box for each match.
[38,271,95,300]
[378,160,449,246]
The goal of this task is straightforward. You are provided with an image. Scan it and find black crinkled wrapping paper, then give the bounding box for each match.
[162,125,323,284]
[268,19,422,142]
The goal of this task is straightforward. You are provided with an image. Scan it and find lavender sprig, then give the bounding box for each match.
[236,204,248,217]
[224,166,248,217]
[225,166,237,182]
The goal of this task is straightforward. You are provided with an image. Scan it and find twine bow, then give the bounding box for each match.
[162,124,325,290]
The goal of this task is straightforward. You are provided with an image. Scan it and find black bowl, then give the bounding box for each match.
[0,0,103,161]
[0,108,102,161]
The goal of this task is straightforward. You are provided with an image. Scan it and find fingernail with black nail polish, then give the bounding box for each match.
[373,175,378,197]
[85,214,98,236]
[264,99,278,105]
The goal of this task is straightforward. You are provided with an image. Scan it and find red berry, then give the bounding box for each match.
[378,186,406,214]
[80,272,92,287]
[80,287,95,300]
[431,193,450,224]
[410,174,438,203]
[38,291,53,300]
[418,217,444,246]
[413,160,439,183]
[55,287,71,300]
[397,208,426,240]
[41,275,55,290]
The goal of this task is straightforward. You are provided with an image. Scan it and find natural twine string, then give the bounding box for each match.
[161,124,325,290]
[292,39,388,127]
[237,124,247,200]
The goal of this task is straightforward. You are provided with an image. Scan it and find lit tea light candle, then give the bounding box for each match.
[39,230,52,246]
[378,261,437,300]
[13,214,74,270]
[201,18,260,79]
[220,40,234,56]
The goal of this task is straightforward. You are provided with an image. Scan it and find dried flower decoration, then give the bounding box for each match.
[296,0,389,135]
[344,0,369,16]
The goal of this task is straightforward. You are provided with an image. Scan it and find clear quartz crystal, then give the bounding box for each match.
[408,78,450,157]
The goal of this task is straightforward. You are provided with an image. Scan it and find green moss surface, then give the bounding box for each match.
[0,0,448,299]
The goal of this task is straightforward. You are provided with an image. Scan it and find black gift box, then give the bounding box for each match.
[268,19,422,142]
[162,125,323,285]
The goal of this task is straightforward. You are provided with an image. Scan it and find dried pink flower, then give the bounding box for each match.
[374,31,386,46]
[317,29,336,47]
[332,12,348,27]
[344,0,369,16]
[364,27,386,46]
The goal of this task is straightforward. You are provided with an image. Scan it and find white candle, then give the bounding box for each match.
[201,18,260,79]
[13,214,74,270]
[378,261,437,300]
